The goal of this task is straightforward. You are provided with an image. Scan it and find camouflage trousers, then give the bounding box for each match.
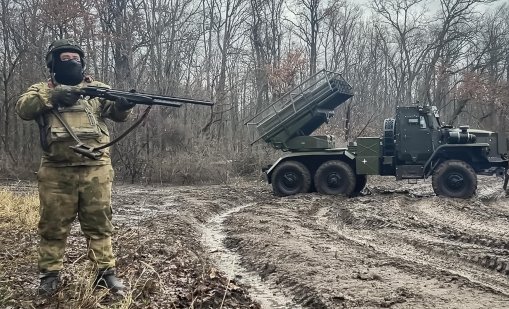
[37,164,116,273]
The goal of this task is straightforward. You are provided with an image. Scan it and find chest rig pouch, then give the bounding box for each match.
[45,99,102,144]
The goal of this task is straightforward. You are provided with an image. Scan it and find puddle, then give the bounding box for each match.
[202,204,301,309]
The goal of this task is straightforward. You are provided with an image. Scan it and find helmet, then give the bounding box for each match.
[46,39,86,70]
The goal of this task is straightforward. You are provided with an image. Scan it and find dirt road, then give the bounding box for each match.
[4,175,509,308]
[111,175,509,308]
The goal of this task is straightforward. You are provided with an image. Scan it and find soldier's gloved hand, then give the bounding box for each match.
[115,97,136,111]
[49,85,80,107]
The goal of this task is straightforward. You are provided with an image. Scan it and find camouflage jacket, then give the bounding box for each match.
[16,80,131,167]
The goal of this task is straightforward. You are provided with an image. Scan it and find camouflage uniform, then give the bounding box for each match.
[16,80,130,273]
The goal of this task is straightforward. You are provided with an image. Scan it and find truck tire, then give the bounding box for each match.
[271,161,312,196]
[432,160,477,198]
[351,175,368,196]
[314,160,356,195]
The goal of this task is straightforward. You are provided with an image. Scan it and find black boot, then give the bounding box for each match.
[94,268,125,294]
[38,271,60,296]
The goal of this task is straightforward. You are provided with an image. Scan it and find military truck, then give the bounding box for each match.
[245,70,509,199]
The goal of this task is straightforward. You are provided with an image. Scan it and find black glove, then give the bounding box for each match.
[115,97,136,111]
[49,85,80,107]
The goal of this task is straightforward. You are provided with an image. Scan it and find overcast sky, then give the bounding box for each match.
[354,0,506,14]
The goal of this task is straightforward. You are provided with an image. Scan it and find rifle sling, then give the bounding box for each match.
[95,106,152,151]
[51,106,152,159]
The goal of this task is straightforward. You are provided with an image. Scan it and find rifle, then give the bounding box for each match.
[53,85,213,160]
[67,86,214,107]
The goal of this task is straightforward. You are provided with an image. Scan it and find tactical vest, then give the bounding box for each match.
[40,97,111,165]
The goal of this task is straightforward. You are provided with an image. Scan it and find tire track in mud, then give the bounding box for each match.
[113,180,509,308]
[220,197,444,308]
[201,203,302,309]
[409,197,509,283]
[222,187,509,308]
[116,185,302,307]
[219,200,348,308]
[320,191,509,298]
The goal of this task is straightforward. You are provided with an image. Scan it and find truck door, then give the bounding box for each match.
[395,107,433,165]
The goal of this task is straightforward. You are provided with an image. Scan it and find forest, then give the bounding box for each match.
[1,0,508,183]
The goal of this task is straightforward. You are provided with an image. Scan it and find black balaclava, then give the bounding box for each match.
[52,57,84,86]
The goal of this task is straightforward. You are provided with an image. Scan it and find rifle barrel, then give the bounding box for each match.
[151,99,183,107]
[140,93,214,106]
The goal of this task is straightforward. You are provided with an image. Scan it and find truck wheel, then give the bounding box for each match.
[271,161,312,196]
[351,175,367,196]
[314,160,355,195]
[432,160,477,198]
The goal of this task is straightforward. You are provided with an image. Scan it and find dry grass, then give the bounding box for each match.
[0,188,39,230]
[51,263,137,309]
[0,188,38,307]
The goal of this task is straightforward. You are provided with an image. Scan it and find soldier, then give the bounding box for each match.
[15,39,135,296]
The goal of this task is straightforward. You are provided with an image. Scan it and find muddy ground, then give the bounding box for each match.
[2,175,509,308]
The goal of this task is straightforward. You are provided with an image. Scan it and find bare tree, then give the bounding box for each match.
[449,5,509,128]
[372,0,431,104]
[421,0,497,110]
[201,0,248,138]
[248,0,284,113]
[286,0,330,76]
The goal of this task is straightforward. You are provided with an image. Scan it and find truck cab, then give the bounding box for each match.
[376,105,508,197]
